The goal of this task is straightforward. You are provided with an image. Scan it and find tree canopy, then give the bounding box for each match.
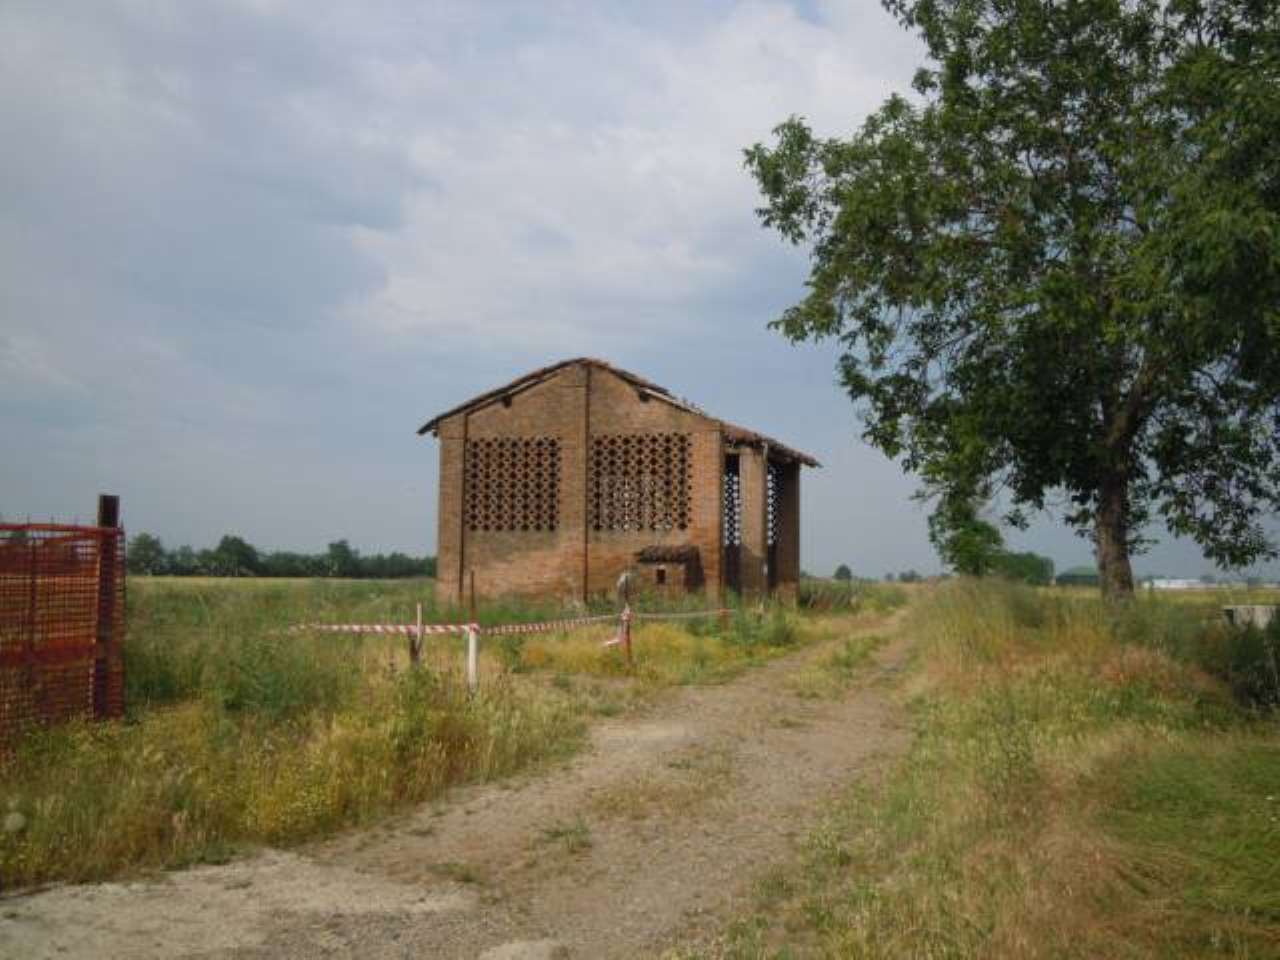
[746,0,1280,599]
[991,550,1055,585]
[927,495,1004,575]
[126,533,166,575]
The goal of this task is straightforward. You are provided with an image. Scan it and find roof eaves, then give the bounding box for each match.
[721,421,821,468]
[417,357,676,435]
[416,358,820,467]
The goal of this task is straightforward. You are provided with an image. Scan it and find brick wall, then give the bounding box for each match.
[436,364,586,604]
[585,369,722,599]
[435,362,726,604]
[432,360,806,604]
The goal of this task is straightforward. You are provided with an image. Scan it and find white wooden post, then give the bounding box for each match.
[466,624,479,694]
[411,602,423,668]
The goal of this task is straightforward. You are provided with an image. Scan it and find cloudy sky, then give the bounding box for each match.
[2,0,1274,579]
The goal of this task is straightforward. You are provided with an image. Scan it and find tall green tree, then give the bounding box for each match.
[167,545,200,576]
[126,533,167,575]
[991,550,1056,585]
[746,0,1280,600]
[209,535,261,577]
[927,494,1005,575]
[325,539,360,579]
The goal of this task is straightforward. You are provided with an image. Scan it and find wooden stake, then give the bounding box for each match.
[466,625,479,695]
[467,570,479,694]
[622,604,633,668]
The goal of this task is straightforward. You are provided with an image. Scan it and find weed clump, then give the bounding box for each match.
[727,605,797,648]
[1223,619,1280,709]
[799,579,908,613]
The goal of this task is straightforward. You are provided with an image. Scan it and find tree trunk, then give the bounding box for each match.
[1096,475,1135,602]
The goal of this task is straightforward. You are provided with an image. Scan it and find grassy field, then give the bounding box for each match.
[0,576,903,887]
[672,582,1280,959]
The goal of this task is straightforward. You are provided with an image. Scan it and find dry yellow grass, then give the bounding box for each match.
[671,579,1280,960]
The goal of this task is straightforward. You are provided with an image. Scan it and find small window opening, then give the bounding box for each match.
[655,567,667,586]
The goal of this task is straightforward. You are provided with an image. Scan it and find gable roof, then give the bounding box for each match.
[417,357,819,467]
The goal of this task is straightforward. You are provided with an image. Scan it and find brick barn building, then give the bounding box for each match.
[418,358,818,604]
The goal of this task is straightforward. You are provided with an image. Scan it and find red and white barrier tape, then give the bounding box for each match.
[632,608,732,621]
[486,613,618,636]
[294,609,730,639]
[294,622,476,636]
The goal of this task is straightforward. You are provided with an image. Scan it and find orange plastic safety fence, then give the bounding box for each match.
[0,523,125,746]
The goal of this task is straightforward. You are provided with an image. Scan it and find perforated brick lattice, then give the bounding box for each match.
[590,433,691,532]
[767,460,783,547]
[722,455,742,547]
[1,524,125,745]
[465,437,561,532]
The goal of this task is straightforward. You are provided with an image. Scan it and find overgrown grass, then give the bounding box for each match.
[670,579,1280,959]
[798,578,910,614]
[3,577,852,888]
[1,670,582,886]
[786,634,886,700]
[0,578,590,886]
[516,603,851,687]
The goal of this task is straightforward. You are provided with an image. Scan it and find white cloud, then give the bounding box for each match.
[348,1,923,349]
[3,0,1267,577]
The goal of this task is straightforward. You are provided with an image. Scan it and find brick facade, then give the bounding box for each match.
[421,359,816,604]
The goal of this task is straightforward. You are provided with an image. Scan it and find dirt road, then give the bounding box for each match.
[1,614,911,960]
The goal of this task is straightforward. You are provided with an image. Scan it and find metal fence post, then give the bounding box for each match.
[93,494,120,719]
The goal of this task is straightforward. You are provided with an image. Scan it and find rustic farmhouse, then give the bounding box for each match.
[418,358,819,604]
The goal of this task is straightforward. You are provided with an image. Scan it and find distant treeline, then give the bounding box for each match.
[126,533,436,579]
[826,551,1055,586]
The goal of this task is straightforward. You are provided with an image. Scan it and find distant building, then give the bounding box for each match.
[418,358,819,604]
[1144,578,1205,590]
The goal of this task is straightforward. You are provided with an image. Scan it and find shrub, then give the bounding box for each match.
[1225,619,1280,709]
[493,632,528,672]
[798,579,908,613]
[726,605,796,648]
[207,630,359,719]
[1113,597,1280,711]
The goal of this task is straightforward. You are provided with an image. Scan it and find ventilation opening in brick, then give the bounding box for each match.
[464,437,560,532]
[767,460,784,591]
[589,433,691,532]
[722,454,741,594]
[767,460,783,547]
